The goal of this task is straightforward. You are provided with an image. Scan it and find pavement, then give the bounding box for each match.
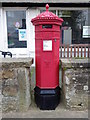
[2,102,88,118]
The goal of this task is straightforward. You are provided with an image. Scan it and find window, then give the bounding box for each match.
[58,10,89,44]
[40,8,89,44]
[6,11,27,48]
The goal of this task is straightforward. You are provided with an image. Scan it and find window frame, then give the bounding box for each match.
[2,7,31,57]
[6,10,27,48]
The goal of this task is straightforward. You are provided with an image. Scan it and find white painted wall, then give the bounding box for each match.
[0,8,5,51]
[26,8,40,66]
[0,7,40,65]
[0,0,89,3]
[0,8,6,58]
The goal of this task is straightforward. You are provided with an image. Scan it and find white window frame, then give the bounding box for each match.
[3,7,31,58]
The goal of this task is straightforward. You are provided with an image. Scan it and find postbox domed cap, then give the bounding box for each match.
[46,4,49,11]
[31,4,63,26]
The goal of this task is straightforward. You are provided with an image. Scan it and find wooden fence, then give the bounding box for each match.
[59,44,90,58]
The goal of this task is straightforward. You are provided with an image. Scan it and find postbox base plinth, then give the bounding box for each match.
[34,86,61,110]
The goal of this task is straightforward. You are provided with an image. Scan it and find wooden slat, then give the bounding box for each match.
[74,46,76,57]
[77,46,79,58]
[64,46,65,58]
[67,45,69,58]
[61,47,62,58]
[84,47,86,58]
[70,46,72,58]
[88,47,89,58]
[81,46,82,58]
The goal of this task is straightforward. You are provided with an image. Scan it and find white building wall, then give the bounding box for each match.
[0,7,40,65]
[26,8,40,66]
[0,8,4,51]
[0,7,6,58]
[0,0,89,3]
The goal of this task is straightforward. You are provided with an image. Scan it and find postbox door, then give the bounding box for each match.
[39,38,59,88]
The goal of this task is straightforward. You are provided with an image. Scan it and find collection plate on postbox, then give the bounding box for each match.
[43,40,52,51]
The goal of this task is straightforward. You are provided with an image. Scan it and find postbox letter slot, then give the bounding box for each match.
[42,24,52,29]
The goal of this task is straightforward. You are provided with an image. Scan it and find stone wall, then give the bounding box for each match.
[1,58,89,112]
[60,59,90,110]
[0,58,33,112]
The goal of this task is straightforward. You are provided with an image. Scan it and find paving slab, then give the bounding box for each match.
[2,101,88,119]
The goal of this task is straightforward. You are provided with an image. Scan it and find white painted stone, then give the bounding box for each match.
[65,76,70,85]
[72,77,76,80]
[66,93,70,100]
[80,65,83,68]
[83,85,88,91]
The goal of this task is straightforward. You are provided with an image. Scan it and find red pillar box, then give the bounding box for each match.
[31,4,63,110]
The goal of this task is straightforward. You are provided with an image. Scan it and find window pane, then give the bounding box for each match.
[6,11,27,48]
[58,10,89,44]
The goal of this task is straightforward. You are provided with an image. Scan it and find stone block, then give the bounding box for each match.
[3,78,18,86]
[17,68,31,111]
[2,97,19,112]
[0,58,32,112]
[2,70,14,79]
[2,86,18,97]
[0,71,3,80]
[61,59,90,110]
